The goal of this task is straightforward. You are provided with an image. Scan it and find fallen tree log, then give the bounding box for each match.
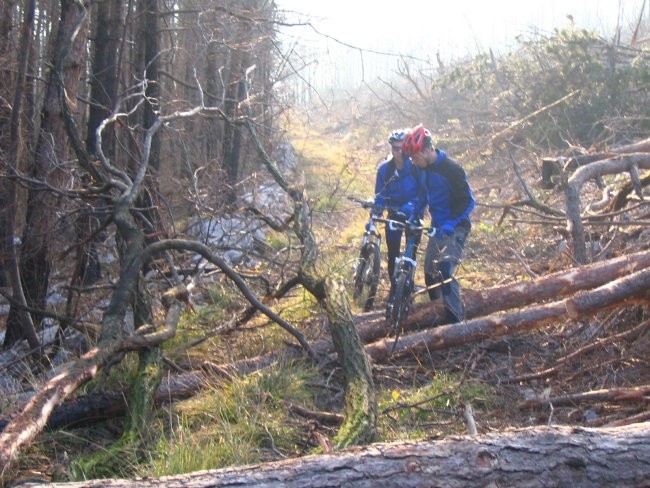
[365,266,650,363]
[562,135,650,173]
[20,422,650,487]
[541,134,650,186]
[518,385,650,409]
[360,248,650,343]
[414,248,650,329]
[0,369,213,432]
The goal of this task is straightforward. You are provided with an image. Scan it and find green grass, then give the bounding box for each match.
[140,362,320,477]
[376,372,495,441]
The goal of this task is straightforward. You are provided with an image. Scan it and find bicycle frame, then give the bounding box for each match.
[394,223,420,276]
[376,217,423,283]
[376,217,424,353]
[350,198,387,311]
[360,219,381,254]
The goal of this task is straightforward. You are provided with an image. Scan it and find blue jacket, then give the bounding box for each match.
[373,157,422,217]
[420,149,475,230]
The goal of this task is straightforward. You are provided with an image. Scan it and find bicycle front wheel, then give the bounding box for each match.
[390,271,411,337]
[352,244,380,311]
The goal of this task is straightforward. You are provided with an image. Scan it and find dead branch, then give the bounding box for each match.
[605,411,650,427]
[518,385,650,409]
[490,90,579,146]
[508,147,565,217]
[565,153,650,263]
[0,299,184,473]
[143,239,317,360]
[281,400,344,426]
[504,319,650,383]
[561,135,650,174]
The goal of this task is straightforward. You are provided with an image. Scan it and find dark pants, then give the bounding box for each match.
[424,225,469,322]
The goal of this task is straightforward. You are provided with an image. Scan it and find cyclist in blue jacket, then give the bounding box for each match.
[402,124,475,323]
[372,129,423,311]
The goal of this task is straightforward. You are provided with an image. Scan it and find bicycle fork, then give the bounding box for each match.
[387,257,416,354]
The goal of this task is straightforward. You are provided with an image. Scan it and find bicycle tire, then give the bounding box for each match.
[352,244,380,311]
[389,270,411,339]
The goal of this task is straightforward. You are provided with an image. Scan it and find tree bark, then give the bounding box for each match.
[0,0,40,351]
[21,422,650,488]
[518,385,650,409]
[377,248,650,341]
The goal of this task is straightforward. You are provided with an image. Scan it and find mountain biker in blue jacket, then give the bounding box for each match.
[371,129,423,310]
[402,124,475,323]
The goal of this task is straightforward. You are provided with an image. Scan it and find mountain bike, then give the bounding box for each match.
[383,218,425,352]
[350,198,382,312]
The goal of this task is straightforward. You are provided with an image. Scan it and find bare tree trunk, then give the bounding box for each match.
[0,0,17,287]
[66,0,126,297]
[5,0,89,347]
[221,1,253,205]
[21,422,650,488]
[565,153,650,263]
[0,0,40,351]
[123,0,165,453]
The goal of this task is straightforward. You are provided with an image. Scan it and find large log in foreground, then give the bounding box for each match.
[23,422,650,487]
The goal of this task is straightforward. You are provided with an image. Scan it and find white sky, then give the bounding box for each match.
[275,1,648,93]
[277,0,647,57]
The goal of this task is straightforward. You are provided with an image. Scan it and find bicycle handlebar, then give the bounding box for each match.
[347,196,405,215]
[372,216,424,233]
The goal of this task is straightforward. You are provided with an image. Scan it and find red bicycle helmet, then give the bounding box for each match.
[402,124,432,156]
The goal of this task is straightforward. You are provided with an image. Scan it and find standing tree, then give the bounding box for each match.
[0,0,40,351]
[4,0,89,348]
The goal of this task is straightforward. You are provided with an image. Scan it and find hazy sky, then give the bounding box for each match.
[277,0,647,57]
[275,1,648,93]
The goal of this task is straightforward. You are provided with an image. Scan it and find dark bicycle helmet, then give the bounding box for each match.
[388,128,408,144]
[402,124,432,156]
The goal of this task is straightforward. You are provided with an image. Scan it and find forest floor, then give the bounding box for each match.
[291,111,650,435]
[1,111,649,484]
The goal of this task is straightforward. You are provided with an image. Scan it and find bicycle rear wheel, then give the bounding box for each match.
[352,244,380,311]
[389,271,411,338]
